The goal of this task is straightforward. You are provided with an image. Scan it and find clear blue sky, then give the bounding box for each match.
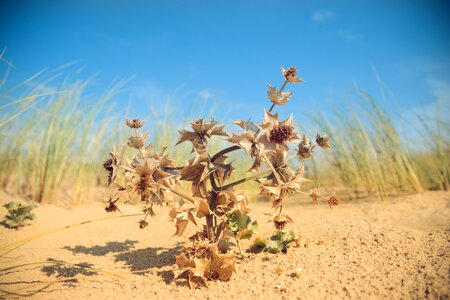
[1,0,449,126]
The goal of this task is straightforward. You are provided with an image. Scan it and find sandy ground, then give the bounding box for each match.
[0,191,449,300]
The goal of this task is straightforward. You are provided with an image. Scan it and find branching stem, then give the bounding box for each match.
[167,187,196,204]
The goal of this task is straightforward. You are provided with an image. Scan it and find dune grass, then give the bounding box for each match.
[307,89,448,200]
[0,64,448,206]
[0,67,126,206]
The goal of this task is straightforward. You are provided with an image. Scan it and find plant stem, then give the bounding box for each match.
[279,80,288,94]
[221,169,272,190]
[210,145,240,164]
[236,238,244,257]
[134,128,146,160]
[167,187,196,204]
[262,153,282,184]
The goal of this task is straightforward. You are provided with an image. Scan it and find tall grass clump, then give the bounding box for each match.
[0,66,126,206]
[409,107,450,191]
[310,89,449,200]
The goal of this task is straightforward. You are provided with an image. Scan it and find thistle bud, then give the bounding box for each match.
[272,214,293,230]
[281,66,304,84]
[139,219,149,229]
[103,158,114,185]
[309,189,321,205]
[127,136,145,149]
[296,134,313,159]
[316,133,331,149]
[104,196,119,213]
[328,194,339,209]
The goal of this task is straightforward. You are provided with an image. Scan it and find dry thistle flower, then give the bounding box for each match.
[309,189,321,205]
[104,195,120,213]
[139,219,149,229]
[141,144,154,158]
[103,146,124,185]
[177,118,228,151]
[316,133,331,149]
[127,162,173,202]
[328,194,340,209]
[259,166,309,211]
[103,158,115,185]
[296,134,313,160]
[127,135,146,149]
[272,214,293,230]
[281,66,304,84]
[269,149,295,182]
[267,83,292,106]
[258,110,299,151]
[125,118,144,129]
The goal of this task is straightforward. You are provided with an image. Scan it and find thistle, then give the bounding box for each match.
[102,65,338,288]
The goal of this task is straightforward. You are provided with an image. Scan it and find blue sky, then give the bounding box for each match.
[1,0,449,128]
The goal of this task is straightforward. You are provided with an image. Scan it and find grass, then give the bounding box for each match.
[0,66,126,206]
[0,64,448,206]
[307,89,449,199]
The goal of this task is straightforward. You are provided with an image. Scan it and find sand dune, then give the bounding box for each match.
[0,191,449,299]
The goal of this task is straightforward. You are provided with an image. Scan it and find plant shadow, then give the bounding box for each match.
[115,244,182,273]
[41,258,97,286]
[61,240,183,284]
[63,240,138,256]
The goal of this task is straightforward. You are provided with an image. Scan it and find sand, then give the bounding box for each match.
[0,191,449,299]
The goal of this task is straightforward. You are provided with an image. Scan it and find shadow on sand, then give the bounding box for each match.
[40,258,97,286]
[115,244,183,283]
[63,240,138,256]
[114,245,182,271]
[56,240,182,284]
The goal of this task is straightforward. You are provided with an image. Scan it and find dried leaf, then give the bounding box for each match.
[176,119,228,151]
[195,198,211,218]
[209,252,236,281]
[175,218,189,236]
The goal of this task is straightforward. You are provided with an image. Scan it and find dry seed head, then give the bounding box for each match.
[309,189,321,204]
[284,66,297,80]
[316,133,331,149]
[328,194,339,208]
[281,66,304,84]
[103,158,114,184]
[270,125,294,144]
[127,136,145,149]
[139,219,149,229]
[126,118,144,129]
[273,214,293,230]
[104,195,120,213]
[296,134,313,159]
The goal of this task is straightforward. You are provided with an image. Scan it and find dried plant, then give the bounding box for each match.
[103,65,338,288]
